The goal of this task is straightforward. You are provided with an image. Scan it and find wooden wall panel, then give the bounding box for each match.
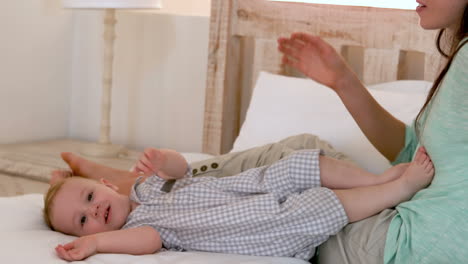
[363,49,399,85]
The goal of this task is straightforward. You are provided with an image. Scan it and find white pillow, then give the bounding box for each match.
[232,72,430,174]
[368,80,432,94]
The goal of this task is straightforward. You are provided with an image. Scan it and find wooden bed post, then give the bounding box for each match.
[203,0,242,155]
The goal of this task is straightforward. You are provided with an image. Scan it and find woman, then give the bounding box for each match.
[51,1,466,262]
[278,0,467,263]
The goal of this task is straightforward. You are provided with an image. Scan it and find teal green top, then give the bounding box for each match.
[384,39,468,263]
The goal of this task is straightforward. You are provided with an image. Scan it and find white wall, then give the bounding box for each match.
[68,11,210,152]
[153,0,211,16]
[0,2,210,152]
[270,0,417,9]
[0,0,73,143]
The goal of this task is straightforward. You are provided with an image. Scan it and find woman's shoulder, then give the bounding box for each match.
[450,38,468,72]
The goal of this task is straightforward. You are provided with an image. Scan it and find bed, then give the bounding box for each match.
[0,0,440,263]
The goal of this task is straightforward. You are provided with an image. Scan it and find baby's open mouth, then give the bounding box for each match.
[105,206,110,223]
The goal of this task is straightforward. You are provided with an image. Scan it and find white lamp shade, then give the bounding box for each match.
[63,0,162,9]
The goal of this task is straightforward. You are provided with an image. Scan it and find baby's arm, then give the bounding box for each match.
[55,226,161,261]
[134,148,188,180]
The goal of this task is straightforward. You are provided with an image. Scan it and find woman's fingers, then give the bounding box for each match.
[291,33,331,53]
[279,38,303,68]
[282,55,301,70]
[291,32,318,46]
[291,32,313,41]
[283,32,334,58]
[288,37,306,50]
[278,38,305,60]
[279,34,324,72]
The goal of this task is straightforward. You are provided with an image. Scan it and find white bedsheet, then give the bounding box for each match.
[1,194,307,263]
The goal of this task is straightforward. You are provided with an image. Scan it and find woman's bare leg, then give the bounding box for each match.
[50,170,73,185]
[50,152,139,195]
[319,155,409,189]
[333,147,434,222]
[61,152,137,181]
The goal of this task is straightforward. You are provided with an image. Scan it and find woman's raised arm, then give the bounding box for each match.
[278,33,406,161]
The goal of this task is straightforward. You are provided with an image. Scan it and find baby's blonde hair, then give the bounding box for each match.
[43,178,68,230]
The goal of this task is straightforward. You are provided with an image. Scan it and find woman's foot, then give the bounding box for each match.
[379,163,410,184]
[60,152,137,183]
[399,147,435,198]
[49,170,72,185]
[60,152,86,177]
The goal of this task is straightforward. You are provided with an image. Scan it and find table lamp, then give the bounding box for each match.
[63,0,162,157]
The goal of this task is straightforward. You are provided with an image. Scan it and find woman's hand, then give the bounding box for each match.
[55,235,98,261]
[279,32,406,160]
[278,32,357,93]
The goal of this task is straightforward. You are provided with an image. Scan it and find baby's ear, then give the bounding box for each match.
[100,178,119,192]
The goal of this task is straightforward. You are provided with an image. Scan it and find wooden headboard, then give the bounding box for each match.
[202,0,441,155]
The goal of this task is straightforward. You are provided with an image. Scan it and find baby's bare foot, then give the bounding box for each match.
[401,147,435,197]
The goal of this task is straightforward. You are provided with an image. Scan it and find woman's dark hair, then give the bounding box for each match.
[415,5,468,137]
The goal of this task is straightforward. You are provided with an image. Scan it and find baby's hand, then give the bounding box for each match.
[133,148,171,179]
[55,235,98,261]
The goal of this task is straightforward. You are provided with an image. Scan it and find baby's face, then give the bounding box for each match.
[51,177,131,237]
